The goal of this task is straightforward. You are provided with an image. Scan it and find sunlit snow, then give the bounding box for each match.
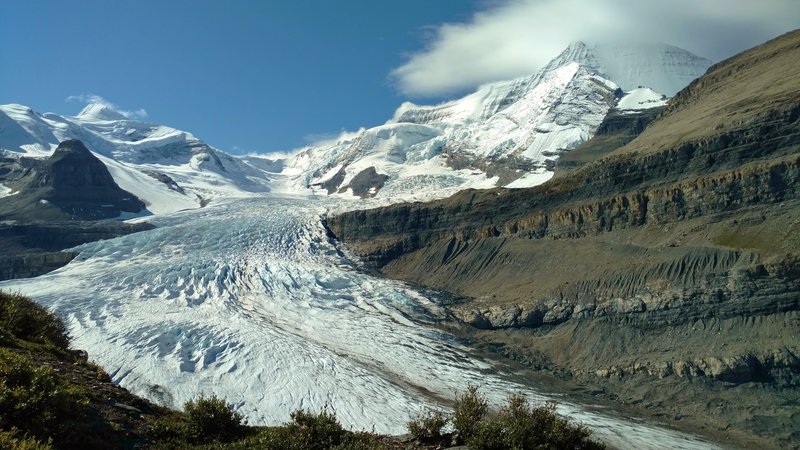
[617,87,669,111]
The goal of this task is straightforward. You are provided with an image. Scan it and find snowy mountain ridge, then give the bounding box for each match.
[0,41,712,212]
[0,103,272,214]
[282,42,710,201]
[284,62,620,200]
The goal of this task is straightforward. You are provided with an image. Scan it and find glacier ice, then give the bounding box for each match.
[0,196,720,449]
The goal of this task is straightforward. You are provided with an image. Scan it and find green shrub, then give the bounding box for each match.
[0,324,15,347]
[146,413,191,444]
[285,408,346,450]
[184,394,246,443]
[0,291,68,349]
[0,349,89,444]
[242,408,347,450]
[406,408,448,442]
[0,429,53,450]
[452,384,488,444]
[467,396,605,450]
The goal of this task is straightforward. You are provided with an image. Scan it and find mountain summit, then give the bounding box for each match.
[283,41,711,200]
[77,103,129,121]
[542,41,713,96]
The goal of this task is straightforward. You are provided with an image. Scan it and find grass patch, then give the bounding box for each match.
[0,348,90,446]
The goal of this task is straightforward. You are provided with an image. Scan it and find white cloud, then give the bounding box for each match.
[303,128,365,148]
[65,93,148,119]
[391,0,800,97]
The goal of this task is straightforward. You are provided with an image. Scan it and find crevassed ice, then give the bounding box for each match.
[0,196,720,449]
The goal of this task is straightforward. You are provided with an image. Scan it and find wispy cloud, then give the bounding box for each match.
[391,0,800,97]
[65,93,148,119]
[303,128,364,148]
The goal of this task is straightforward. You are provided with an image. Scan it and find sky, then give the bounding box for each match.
[1,1,797,155]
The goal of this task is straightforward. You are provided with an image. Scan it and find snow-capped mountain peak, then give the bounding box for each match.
[76,103,129,121]
[278,41,711,202]
[284,61,621,201]
[543,41,712,96]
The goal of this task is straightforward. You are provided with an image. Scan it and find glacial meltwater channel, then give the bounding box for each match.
[0,195,721,449]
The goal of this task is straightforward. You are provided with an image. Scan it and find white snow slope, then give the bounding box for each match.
[285,62,616,201]
[284,42,710,202]
[617,87,669,111]
[0,103,272,214]
[0,196,720,449]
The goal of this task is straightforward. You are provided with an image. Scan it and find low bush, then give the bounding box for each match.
[238,408,348,450]
[467,396,605,450]
[0,291,68,350]
[452,384,488,444]
[285,408,346,450]
[184,394,246,443]
[0,429,53,450]
[406,408,448,442]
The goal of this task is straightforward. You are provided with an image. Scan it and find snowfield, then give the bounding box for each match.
[0,195,719,449]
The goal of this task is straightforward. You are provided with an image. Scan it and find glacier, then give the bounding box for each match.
[0,195,720,449]
[0,39,722,448]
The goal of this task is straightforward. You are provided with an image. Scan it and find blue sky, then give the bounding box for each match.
[2,1,797,155]
[1,0,479,153]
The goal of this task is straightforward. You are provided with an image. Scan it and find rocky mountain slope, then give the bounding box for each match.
[326,30,800,448]
[283,43,711,201]
[0,139,154,281]
[0,103,272,214]
[0,139,145,221]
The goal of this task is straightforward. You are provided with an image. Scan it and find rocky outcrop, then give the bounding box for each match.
[0,140,146,220]
[0,220,154,281]
[0,251,77,280]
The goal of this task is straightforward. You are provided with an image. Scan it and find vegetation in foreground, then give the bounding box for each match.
[0,290,604,449]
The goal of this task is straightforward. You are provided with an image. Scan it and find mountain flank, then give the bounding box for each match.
[326,30,800,448]
[0,139,146,221]
[0,140,152,281]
